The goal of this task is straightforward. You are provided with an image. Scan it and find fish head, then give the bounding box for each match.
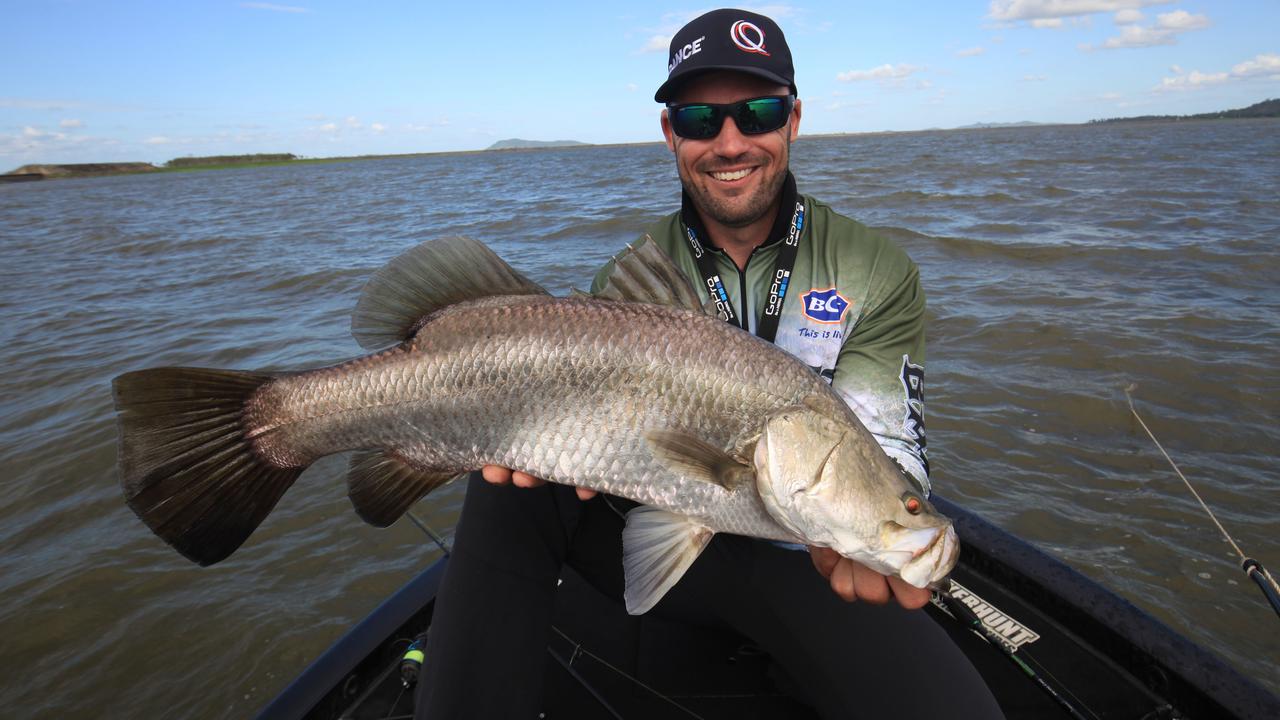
[753,400,958,588]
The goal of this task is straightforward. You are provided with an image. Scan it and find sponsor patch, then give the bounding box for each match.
[900,355,929,476]
[932,581,1041,650]
[801,287,850,324]
[730,20,770,56]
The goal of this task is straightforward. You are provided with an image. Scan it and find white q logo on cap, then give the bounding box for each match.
[730,20,769,56]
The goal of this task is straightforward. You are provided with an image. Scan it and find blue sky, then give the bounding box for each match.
[4,1,1278,167]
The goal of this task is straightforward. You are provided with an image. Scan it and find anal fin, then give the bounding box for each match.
[347,451,459,527]
[621,506,714,615]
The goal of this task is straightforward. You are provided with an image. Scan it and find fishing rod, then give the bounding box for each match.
[935,582,1095,720]
[1124,386,1280,620]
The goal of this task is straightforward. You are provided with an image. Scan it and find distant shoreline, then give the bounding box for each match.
[6,107,1276,181]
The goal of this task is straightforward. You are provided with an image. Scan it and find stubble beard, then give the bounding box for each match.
[680,139,790,229]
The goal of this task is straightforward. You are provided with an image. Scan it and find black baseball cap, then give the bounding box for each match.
[655,8,796,103]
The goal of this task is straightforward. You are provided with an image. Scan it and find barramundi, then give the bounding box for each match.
[113,236,957,613]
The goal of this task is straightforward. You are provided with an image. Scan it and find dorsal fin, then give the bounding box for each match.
[351,236,549,350]
[594,235,707,313]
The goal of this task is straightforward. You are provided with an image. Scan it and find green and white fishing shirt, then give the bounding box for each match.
[594,179,930,494]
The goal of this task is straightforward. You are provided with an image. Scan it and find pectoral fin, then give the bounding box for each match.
[621,506,714,614]
[644,430,753,490]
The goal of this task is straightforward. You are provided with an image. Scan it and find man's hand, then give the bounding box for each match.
[808,546,931,610]
[480,465,597,501]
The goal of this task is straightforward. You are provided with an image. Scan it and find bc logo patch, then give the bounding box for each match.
[801,288,850,324]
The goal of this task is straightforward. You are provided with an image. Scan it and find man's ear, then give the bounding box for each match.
[789,98,802,142]
[660,109,677,153]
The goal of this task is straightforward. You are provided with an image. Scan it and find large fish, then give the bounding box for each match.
[113,236,957,613]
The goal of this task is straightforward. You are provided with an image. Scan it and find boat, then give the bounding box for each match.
[255,493,1280,719]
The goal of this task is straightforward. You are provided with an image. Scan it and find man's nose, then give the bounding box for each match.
[711,115,753,157]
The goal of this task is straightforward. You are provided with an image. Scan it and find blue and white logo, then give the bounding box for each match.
[801,287,850,324]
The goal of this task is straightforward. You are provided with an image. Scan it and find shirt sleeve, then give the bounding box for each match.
[831,258,931,494]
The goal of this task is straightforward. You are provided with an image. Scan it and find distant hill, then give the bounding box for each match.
[953,121,1051,130]
[1090,98,1279,124]
[486,139,589,150]
[5,162,159,178]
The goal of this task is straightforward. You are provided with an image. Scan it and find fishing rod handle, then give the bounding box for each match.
[1241,558,1280,620]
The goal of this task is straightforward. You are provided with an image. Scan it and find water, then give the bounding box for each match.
[1,119,1277,717]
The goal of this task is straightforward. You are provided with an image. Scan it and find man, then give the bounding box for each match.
[417,9,1003,718]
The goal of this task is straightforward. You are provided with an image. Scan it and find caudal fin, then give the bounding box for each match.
[112,367,304,565]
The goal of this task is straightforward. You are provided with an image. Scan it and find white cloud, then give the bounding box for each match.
[144,136,172,145]
[836,63,924,83]
[1084,10,1210,50]
[1031,18,1063,28]
[318,123,338,133]
[626,83,639,92]
[59,119,85,129]
[1156,10,1209,31]
[1097,24,1175,48]
[370,123,386,133]
[1114,9,1143,24]
[344,116,361,128]
[957,46,986,57]
[1156,53,1280,91]
[642,34,670,54]
[1022,74,1048,82]
[1232,53,1280,78]
[989,0,1171,23]
[240,3,309,13]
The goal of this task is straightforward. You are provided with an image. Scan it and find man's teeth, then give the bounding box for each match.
[711,168,752,181]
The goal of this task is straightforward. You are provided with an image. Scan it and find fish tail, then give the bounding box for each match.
[112,367,303,565]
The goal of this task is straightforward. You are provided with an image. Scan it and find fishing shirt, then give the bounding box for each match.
[592,178,930,494]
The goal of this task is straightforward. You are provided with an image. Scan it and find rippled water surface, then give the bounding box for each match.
[1,119,1277,717]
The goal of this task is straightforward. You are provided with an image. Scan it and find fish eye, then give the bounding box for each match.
[902,492,923,515]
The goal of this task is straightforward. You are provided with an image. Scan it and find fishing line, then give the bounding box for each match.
[1124,385,1280,619]
[405,510,452,557]
[549,626,709,720]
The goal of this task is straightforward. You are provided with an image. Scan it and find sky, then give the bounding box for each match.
[3,1,1278,167]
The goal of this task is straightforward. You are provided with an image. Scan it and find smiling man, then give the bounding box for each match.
[416,9,1004,719]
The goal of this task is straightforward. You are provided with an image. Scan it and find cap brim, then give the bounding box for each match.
[654,66,796,103]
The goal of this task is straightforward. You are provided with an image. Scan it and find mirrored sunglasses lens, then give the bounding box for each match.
[673,105,721,139]
[737,98,788,134]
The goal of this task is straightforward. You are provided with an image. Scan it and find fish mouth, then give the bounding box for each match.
[878,522,959,588]
[900,524,959,588]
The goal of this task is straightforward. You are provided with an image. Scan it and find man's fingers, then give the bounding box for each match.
[808,546,840,578]
[809,550,930,608]
[828,557,857,601]
[481,465,512,485]
[851,562,891,605]
[887,575,932,610]
[511,471,544,488]
[481,465,596,499]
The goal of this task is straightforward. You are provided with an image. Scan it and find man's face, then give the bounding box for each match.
[661,71,802,230]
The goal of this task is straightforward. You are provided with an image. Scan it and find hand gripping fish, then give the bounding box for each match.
[113,236,958,613]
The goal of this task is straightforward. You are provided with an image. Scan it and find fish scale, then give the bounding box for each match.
[250,295,823,540]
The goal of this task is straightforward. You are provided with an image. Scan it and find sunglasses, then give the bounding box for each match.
[666,95,795,140]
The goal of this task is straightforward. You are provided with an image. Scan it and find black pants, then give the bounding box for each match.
[415,473,1005,719]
